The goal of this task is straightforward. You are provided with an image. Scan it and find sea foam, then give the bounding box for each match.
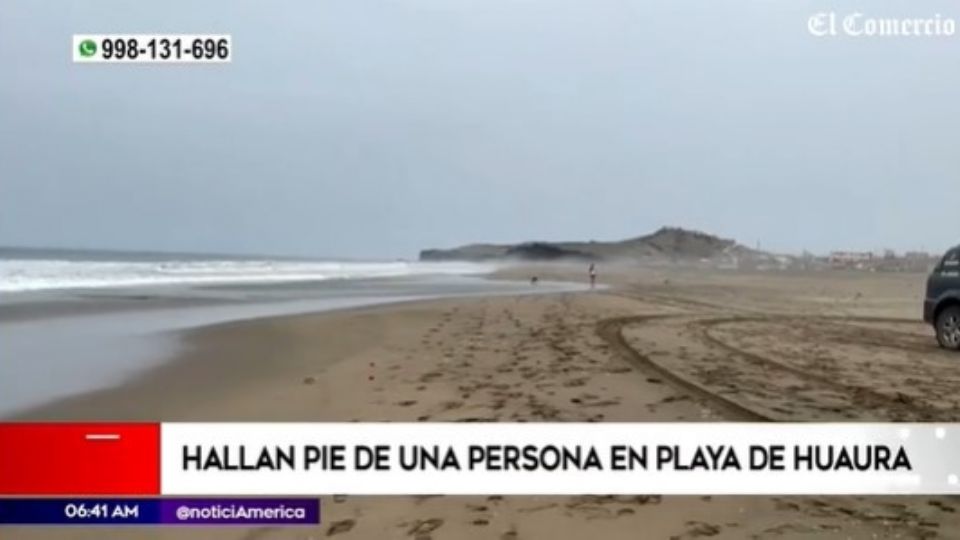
[0,257,494,292]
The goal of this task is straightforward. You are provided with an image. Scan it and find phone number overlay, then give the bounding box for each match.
[73,35,231,63]
[0,498,319,525]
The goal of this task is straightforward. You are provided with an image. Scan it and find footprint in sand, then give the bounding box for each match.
[326,519,355,536]
[441,400,463,411]
[419,372,443,383]
[407,517,444,536]
[928,499,956,512]
[680,521,721,538]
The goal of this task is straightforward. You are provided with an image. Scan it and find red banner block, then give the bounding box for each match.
[0,423,160,495]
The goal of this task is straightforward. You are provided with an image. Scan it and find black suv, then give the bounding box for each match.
[925,246,960,350]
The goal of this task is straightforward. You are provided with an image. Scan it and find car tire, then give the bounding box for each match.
[936,305,960,351]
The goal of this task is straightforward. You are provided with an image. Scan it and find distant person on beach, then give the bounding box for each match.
[530,275,539,285]
[588,263,597,289]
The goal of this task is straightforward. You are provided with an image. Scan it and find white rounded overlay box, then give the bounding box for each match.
[72,34,231,63]
[159,423,960,495]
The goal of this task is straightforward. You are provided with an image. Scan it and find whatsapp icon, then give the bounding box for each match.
[78,39,97,57]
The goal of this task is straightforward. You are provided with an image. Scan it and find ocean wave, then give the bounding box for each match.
[0,258,495,292]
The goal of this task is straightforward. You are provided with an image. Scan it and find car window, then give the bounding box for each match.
[941,249,960,270]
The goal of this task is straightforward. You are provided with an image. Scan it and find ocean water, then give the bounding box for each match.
[0,248,593,416]
[0,247,494,292]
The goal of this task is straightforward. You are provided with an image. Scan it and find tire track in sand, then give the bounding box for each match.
[598,290,955,422]
[595,314,772,422]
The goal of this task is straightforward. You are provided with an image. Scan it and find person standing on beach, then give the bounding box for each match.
[588,263,597,289]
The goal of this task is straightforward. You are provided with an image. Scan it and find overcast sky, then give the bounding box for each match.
[1,0,957,259]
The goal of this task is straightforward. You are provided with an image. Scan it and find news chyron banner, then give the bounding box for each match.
[1,423,960,497]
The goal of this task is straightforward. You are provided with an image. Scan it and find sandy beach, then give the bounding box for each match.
[8,266,960,539]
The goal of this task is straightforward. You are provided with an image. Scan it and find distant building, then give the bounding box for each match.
[829,251,873,269]
[904,251,937,272]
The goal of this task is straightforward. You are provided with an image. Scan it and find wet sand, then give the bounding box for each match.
[9,267,960,539]
[1,276,581,417]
